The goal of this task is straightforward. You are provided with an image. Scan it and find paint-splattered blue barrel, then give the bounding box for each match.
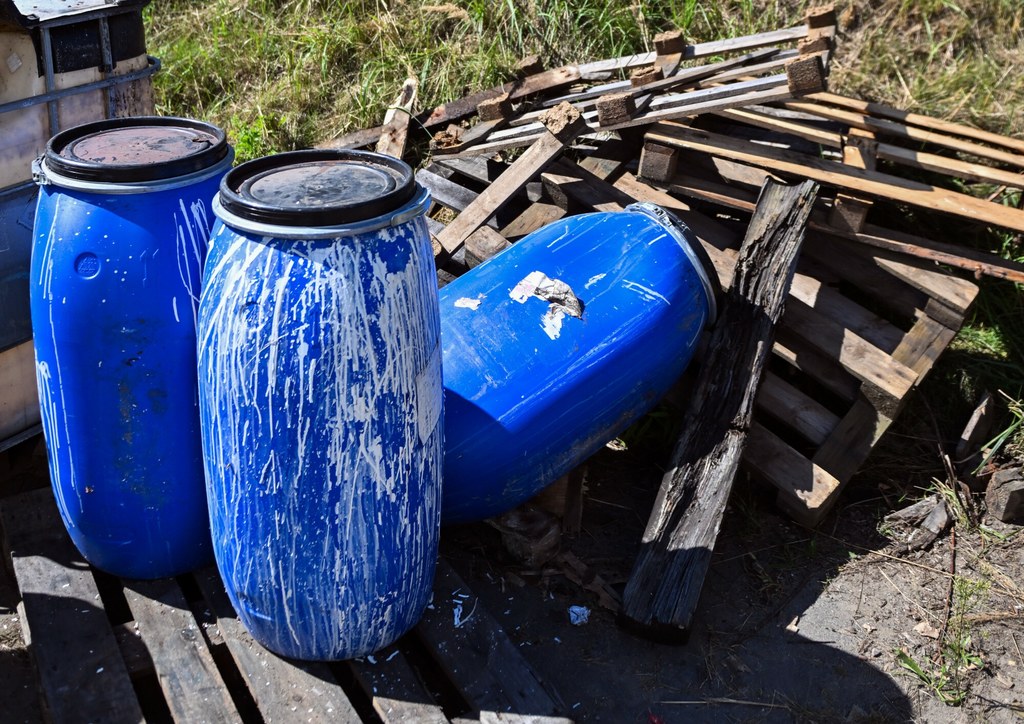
[198,150,442,661]
[440,202,719,523]
[30,117,232,578]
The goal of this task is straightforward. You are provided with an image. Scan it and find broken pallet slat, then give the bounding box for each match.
[782,98,1024,170]
[807,91,1024,156]
[436,103,587,254]
[0,488,145,724]
[376,77,418,159]
[414,561,567,718]
[192,567,363,723]
[122,578,242,723]
[647,122,1024,233]
[621,179,818,634]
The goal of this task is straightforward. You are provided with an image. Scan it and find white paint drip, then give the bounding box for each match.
[584,273,606,289]
[172,296,180,323]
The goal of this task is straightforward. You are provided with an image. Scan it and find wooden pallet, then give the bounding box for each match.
[421,144,979,526]
[0,487,572,723]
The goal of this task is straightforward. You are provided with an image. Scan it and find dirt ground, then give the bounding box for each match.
[2,418,1022,722]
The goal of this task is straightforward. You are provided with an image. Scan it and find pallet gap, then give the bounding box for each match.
[327,660,383,723]
[91,569,132,625]
[765,355,853,418]
[132,672,175,724]
[183,573,267,724]
[397,631,472,719]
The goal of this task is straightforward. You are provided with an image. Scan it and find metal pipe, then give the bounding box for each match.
[39,26,59,136]
[97,16,116,117]
[0,56,160,117]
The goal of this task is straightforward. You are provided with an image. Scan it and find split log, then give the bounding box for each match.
[620,179,819,637]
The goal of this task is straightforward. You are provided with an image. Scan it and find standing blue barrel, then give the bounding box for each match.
[440,202,719,523]
[198,150,442,661]
[30,117,233,578]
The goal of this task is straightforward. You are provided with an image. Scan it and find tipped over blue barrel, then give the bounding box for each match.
[440,202,719,524]
[30,117,232,578]
[198,150,442,661]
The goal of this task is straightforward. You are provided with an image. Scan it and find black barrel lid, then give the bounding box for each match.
[217,149,417,226]
[45,116,230,183]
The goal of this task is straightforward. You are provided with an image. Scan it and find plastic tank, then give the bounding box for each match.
[30,116,232,578]
[198,150,442,661]
[440,202,719,523]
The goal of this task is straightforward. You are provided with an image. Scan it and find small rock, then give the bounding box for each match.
[914,621,941,639]
[986,471,1024,523]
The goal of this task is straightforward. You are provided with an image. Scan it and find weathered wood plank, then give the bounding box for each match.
[193,567,361,723]
[376,78,418,159]
[806,91,1024,155]
[0,488,144,724]
[746,423,842,527]
[647,122,1024,233]
[783,98,1024,170]
[415,561,564,717]
[122,578,241,723]
[349,643,448,724]
[756,371,840,447]
[436,103,587,254]
[621,180,818,634]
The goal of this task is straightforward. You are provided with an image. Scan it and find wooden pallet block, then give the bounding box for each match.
[1,487,572,723]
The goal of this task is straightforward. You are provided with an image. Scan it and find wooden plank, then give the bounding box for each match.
[437,103,587,254]
[772,331,861,404]
[621,180,818,634]
[193,568,361,723]
[712,106,843,149]
[782,299,918,414]
[500,203,565,241]
[782,98,1024,170]
[376,77,418,159]
[876,141,1024,188]
[576,24,807,81]
[465,226,513,267]
[348,643,448,724]
[756,372,840,447]
[806,91,1024,156]
[745,422,841,527]
[646,122,1024,233]
[415,561,564,717]
[122,578,241,723]
[0,488,143,724]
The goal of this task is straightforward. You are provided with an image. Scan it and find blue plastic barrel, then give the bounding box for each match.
[440,202,719,523]
[198,150,442,661]
[30,117,233,578]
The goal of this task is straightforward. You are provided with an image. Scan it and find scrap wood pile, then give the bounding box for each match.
[324,3,1024,635]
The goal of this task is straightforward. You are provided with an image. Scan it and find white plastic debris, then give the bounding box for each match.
[568,605,590,626]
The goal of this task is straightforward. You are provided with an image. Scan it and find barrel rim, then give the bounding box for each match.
[212,184,432,240]
[44,116,231,184]
[625,202,722,327]
[217,149,417,227]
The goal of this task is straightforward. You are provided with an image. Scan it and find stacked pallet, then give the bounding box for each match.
[334,4,1012,527]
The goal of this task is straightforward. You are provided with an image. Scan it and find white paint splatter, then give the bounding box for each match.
[584,273,606,289]
[453,296,482,310]
[622,279,670,305]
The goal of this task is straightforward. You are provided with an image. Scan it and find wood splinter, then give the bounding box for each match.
[620,179,819,639]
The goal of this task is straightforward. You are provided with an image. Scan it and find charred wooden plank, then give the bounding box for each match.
[620,179,819,635]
